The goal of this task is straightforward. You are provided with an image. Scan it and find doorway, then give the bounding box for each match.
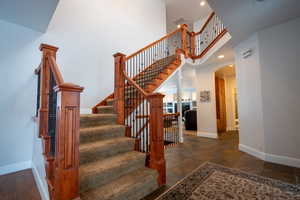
[215,65,239,134]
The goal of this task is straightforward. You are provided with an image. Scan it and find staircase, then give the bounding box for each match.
[34,12,226,200]
[79,99,158,200]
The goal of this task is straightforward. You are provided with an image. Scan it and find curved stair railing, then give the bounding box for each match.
[35,44,84,200]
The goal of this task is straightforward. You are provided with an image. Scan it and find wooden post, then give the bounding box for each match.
[113,53,126,125]
[39,44,58,199]
[190,32,196,58]
[147,93,166,185]
[54,83,83,200]
[181,24,188,58]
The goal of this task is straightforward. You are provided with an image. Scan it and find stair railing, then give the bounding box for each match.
[192,12,228,59]
[35,44,84,200]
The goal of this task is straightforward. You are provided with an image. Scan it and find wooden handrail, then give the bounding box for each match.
[195,12,216,35]
[48,56,64,85]
[122,70,149,97]
[126,27,182,60]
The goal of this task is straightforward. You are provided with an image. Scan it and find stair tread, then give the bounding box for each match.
[80,151,144,177]
[80,124,124,132]
[81,113,117,118]
[81,167,158,200]
[79,137,132,152]
[97,105,113,108]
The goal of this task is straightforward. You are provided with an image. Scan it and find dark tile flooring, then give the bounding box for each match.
[1,131,299,200]
[145,131,300,199]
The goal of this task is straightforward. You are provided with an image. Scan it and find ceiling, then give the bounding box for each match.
[201,41,235,67]
[0,0,59,32]
[208,0,300,46]
[166,0,212,31]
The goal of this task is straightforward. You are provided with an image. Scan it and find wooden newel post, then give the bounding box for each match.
[190,32,196,58]
[113,53,126,125]
[147,93,166,185]
[54,83,83,200]
[181,24,188,58]
[39,44,58,199]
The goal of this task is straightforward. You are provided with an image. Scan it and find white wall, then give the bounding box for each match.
[258,17,300,160]
[235,17,300,167]
[0,0,166,184]
[195,65,218,137]
[234,34,265,153]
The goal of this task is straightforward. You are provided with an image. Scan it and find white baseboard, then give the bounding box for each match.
[239,144,300,168]
[80,108,91,114]
[32,163,49,200]
[239,144,266,160]
[197,131,218,139]
[265,152,300,168]
[0,160,32,175]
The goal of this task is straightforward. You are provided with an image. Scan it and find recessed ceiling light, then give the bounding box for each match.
[200,1,206,6]
[218,55,225,59]
[177,24,181,28]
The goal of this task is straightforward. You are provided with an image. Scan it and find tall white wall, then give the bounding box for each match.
[234,34,265,153]
[0,0,166,181]
[235,17,300,167]
[258,17,300,160]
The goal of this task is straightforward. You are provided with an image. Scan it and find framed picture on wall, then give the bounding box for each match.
[200,90,211,103]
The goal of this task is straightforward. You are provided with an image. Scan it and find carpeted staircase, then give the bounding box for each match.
[79,99,158,200]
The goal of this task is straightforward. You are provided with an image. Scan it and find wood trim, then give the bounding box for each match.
[92,93,114,113]
[147,93,166,185]
[114,53,126,124]
[47,56,64,85]
[37,43,83,200]
[195,12,215,35]
[126,28,182,60]
[192,29,228,60]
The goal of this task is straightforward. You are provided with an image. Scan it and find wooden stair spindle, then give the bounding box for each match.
[147,93,166,185]
[114,53,126,125]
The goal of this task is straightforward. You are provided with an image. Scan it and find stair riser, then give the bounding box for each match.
[80,156,145,192]
[80,117,117,128]
[80,140,135,165]
[80,126,125,144]
[96,106,114,114]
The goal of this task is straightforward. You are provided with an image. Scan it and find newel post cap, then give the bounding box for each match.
[39,43,59,53]
[147,92,165,99]
[113,52,126,58]
[54,83,84,93]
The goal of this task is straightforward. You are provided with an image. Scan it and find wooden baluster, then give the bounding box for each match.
[190,32,196,58]
[54,83,83,200]
[147,93,166,185]
[114,53,126,125]
[181,24,188,58]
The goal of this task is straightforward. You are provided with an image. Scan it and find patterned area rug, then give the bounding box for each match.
[156,162,300,200]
